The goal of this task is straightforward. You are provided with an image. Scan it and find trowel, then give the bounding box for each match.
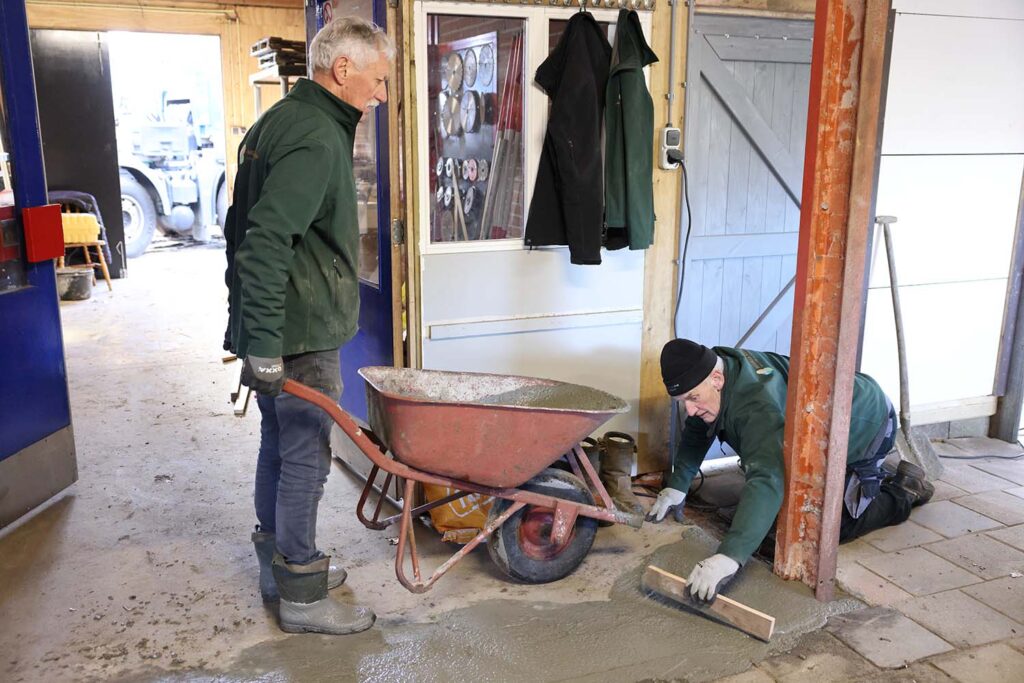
[642,565,775,642]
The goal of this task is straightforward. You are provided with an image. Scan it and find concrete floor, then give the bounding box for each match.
[2,243,1018,682]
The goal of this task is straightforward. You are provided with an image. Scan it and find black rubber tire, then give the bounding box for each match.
[119,171,157,258]
[486,468,598,584]
[216,178,228,230]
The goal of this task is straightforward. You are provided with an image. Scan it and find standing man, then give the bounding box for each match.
[224,17,393,635]
[647,339,934,603]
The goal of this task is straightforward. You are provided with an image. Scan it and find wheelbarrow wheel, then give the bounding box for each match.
[486,468,598,584]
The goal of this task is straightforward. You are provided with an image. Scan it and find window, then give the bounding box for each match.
[426,15,525,243]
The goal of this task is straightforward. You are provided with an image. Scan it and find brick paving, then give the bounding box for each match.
[712,437,1024,682]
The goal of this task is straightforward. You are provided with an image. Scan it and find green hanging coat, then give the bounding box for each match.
[604,9,658,251]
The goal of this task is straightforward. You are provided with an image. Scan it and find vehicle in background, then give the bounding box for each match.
[118,97,227,258]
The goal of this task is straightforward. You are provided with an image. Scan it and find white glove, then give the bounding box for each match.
[646,487,686,523]
[687,553,740,602]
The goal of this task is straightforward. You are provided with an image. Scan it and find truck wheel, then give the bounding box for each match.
[120,172,157,258]
[216,180,228,231]
[486,468,598,584]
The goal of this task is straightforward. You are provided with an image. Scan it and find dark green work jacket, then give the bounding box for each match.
[224,78,362,359]
[667,347,890,564]
[604,9,658,251]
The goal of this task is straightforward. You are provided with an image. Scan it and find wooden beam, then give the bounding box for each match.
[641,565,776,641]
[28,0,302,10]
[917,396,997,426]
[775,0,890,601]
[402,0,422,369]
[638,0,686,474]
[738,276,795,348]
[706,33,812,64]
[387,0,407,368]
[694,13,815,39]
[688,232,798,260]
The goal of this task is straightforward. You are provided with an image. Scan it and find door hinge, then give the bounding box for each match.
[391,218,405,246]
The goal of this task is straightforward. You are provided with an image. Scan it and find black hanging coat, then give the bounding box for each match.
[524,13,612,265]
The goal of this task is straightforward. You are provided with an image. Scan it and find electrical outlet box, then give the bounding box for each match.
[659,126,682,170]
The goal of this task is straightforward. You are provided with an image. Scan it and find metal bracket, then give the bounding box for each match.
[391,218,406,246]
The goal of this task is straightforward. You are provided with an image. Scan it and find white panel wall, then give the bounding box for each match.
[861,280,1008,405]
[421,247,645,435]
[870,155,1023,288]
[423,321,643,435]
[882,13,1024,155]
[860,3,1024,417]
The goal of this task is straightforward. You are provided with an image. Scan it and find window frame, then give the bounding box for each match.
[415,1,647,256]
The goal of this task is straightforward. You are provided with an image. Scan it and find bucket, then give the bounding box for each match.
[56,267,93,301]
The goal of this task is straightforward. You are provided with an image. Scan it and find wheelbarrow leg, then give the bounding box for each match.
[393,480,527,593]
[570,444,616,511]
[356,465,394,531]
[550,499,581,547]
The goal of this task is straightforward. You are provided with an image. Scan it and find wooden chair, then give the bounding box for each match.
[59,212,112,291]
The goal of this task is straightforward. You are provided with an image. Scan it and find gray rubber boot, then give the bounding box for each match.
[599,432,643,515]
[252,528,347,603]
[272,554,375,635]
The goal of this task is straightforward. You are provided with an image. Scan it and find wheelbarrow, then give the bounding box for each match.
[282,367,644,593]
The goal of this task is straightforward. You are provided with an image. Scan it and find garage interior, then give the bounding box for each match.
[2,0,1024,681]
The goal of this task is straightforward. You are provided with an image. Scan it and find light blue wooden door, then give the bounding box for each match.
[677,14,813,354]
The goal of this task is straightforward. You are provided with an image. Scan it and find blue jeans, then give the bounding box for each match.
[254,349,342,565]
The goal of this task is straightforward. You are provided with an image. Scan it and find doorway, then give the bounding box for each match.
[107,31,228,260]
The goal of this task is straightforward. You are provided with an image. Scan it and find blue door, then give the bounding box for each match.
[309,0,395,422]
[0,0,77,527]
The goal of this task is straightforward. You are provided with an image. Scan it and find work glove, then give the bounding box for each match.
[687,553,740,603]
[646,487,687,523]
[241,354,285,396]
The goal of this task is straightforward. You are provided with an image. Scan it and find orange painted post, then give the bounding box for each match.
[774,0,891,601]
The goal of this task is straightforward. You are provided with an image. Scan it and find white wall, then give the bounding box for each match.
[860,0,1024,420]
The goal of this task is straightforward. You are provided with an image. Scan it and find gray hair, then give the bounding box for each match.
[309,16,395,76]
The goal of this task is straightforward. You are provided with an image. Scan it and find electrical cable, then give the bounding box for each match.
[671,157,693,335]
[938,452,1024,461]
[933,440,1024,460]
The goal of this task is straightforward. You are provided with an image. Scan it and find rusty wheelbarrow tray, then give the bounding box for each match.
[282,367,643,593]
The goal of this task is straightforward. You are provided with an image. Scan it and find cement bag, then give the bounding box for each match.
[422,484,493,544]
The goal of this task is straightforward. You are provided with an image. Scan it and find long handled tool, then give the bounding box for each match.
[877,215,943,479]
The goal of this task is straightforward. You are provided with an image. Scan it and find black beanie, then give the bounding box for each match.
[660,339,718,397]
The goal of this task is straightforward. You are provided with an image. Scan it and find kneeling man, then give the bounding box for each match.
[648,339,933,602]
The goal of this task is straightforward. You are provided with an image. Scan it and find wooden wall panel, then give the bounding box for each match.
[637,0,685,473]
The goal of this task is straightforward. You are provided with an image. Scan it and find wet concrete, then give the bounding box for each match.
[0,246,862,683]
[110,527,859,683]
[364,366,628,412]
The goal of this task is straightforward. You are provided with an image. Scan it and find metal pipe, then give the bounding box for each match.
[666,0,680,126]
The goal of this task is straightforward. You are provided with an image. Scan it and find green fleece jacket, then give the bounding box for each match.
[666,347,890,565]
[224,78,362,359]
